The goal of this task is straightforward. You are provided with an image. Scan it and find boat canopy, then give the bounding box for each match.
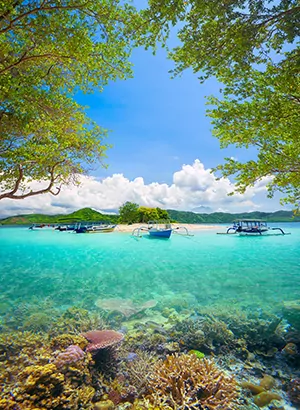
[234,219,267,226]
[148,220,172,230]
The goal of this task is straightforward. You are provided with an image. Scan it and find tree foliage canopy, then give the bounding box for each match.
[0,0,145,200]
[143,0,300,207]
[118,202,170,224]
[137,206,169,222]
[119,202,140,224]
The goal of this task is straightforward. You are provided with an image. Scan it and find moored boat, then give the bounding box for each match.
[132,220,173,239]
[74,222,116,234]
[218,219,290,236]
[55,224,76,231]
[29,224,56,230]
[148,221,172,238]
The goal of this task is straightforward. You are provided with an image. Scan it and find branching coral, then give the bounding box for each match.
[2,299,59,332]
[115,348,159,401]
[50,307,106,335]
[50,333,88,350]
[170,307,286,356]
[0,331,96,409]
[147,353,239,409]
[10,357,95,409]
[23,312,53,332]
[170,317,235,353]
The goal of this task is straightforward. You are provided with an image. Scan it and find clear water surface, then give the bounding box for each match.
[0,223,299,317]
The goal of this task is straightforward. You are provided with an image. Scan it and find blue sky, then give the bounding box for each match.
[0,28,287,217]
[76,45,254,184]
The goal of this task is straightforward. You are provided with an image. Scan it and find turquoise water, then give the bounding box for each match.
[0,223,299,320]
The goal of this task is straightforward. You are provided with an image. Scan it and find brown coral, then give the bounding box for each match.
[0,331,96,409]
[12,359,95,409]
[147,353,238,409]
[82,330,124,352]
[287,378,300,405]
[253,392,282,407]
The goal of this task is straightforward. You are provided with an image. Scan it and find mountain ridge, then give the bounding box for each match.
[0,207,299,225]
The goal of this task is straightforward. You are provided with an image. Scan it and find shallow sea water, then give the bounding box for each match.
[0,223,299,315]
[1,223,300,409]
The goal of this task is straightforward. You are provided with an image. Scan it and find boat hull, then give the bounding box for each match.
[86,227,115,233]
[29,225,55,230]
[238,231,269,236]
[75,225,116,233]
[238,228,269,236]
[148,229,172,238]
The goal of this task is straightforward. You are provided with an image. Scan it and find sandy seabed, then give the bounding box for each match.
[116,223,221,233]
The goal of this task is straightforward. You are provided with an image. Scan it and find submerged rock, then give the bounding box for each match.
[253,391,282,407]
[283,300,300,331]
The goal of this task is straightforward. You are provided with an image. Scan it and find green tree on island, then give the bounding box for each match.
[119,202,140,224]
[118,202,170,223]
[0,0,147,200]
[137,206,169,222]
[143,0,300,208]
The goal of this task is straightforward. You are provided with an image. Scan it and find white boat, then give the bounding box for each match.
[223,219,289,236]
[29,224,56,230]
[74,222,116,233]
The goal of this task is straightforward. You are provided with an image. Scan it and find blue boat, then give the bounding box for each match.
[148,227,172,238]
[132,220,173,239]
[132,221,194,239]
[148,220,173,238]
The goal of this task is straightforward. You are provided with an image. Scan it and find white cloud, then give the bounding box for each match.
[0,159,277,217]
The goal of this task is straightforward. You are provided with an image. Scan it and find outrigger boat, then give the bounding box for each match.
[55,224,76,232]
[29,224,56,230]
[132,220,194,239]
[148,220,173,238]
[74,222,116,234]
[218,219,290,236]
[132,220,172,239]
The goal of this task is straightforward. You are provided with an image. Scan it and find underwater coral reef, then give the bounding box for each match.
[0,298,299,409]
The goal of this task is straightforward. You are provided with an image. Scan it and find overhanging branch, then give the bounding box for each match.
[0,161,65,200]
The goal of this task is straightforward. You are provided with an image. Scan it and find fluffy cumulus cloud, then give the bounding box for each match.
[0,159,275,217]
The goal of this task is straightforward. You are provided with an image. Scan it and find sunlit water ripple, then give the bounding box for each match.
[0,223,299,316]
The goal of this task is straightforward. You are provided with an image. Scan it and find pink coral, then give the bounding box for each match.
[52,345,85,368]
[82,330,124,352]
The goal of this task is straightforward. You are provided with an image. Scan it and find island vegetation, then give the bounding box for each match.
[1,204,299,226]
[119,202,170,224]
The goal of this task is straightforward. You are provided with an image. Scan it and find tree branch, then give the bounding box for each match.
[0,3,92,34]
[0,161,65,200]
[257,6,300,28]
[0,0,22,22]
[0,53,76,75]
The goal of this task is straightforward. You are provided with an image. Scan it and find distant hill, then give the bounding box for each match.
[0,207,299,225]
[0,208,119,225]
[167,209,300,223]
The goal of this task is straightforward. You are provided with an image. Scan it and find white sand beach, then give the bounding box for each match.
[116,223,221,233]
